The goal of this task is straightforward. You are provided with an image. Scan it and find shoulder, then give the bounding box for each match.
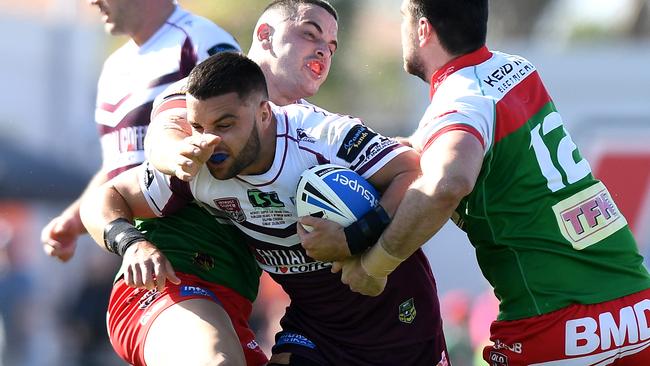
[170,10,240,50]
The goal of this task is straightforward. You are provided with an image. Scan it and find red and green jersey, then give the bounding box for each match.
[135,202,261,302]
[412,46,650,321]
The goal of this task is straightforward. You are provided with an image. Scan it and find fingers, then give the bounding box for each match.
[164,260,180,285]
[186,134,221,164]
[298,215,321,228]
[54,243,76,262]
[331,261,343,273]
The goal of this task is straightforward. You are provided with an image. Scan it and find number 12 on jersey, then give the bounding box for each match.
[530,111,591,193]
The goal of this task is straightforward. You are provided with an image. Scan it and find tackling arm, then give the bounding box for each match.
[79,167,180,291]
[342,130,484,295]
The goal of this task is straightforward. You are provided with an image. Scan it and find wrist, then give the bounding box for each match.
[344,205,391,255]
[103,218,147,256]
[360,237,405,279]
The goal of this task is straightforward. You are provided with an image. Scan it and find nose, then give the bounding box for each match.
[315,41,329,59]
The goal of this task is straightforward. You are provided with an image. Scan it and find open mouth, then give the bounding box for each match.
[306,60,324,78]
[209,153,228,164]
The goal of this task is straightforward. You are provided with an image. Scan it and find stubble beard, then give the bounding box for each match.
[222,121,261,179]
[405,53,427,82]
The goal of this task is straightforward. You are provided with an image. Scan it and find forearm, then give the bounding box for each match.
[376,167,420,215]
[362,131,484,275]
[79,184,135,251]
[79,168,156,252]
[381,176,462,258]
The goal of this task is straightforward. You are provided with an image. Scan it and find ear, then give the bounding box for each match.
[417,17,435,47]
[256,23,274,50]
[259,100,272,123]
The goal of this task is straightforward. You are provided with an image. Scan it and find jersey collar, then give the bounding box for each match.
[429,46,492,99]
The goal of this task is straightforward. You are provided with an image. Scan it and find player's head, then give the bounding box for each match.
[186,52,273,180]
[248,0,339,105]
[400,0,488,81]
[88,0,175,41]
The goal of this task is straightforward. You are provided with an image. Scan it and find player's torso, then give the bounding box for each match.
[191,108,328,276]
[96,9,235,177]
[420,50,650,319]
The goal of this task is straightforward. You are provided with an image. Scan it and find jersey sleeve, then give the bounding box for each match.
[305,106,412,179]
[412,83,494,155]
[137,161,194,217]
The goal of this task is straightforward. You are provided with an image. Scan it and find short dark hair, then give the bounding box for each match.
[408,0,487,56]
[186,52,269,101]
[264,0,338,21]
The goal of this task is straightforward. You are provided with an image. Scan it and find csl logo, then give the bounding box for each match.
[248,189,285,208]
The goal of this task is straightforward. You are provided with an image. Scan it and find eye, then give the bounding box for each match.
[304,31,316,40]
[215,122,233,131]
[190,123,204,133]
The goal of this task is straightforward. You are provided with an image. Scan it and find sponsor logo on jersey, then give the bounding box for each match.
[180,285,219,302]
[398,298,417,324]
[562,299,650,361]
[483,58,534,94]
[349,135,396,170]
[247,189,285,208]
[246,340,260,350]
[207,43,239,56]
[213,198,246,223]
[488,351,509,366]
[255,248,330,274]
[552,182,628,250]
[493,340,523,354]
[296,128,316,143]
[276,332,317,349]
[101,125,147,155]
[193,252,215,271]
[337,125,378,163]
[138,288,160,310]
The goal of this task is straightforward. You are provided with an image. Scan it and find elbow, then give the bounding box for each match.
[417,174,475,210]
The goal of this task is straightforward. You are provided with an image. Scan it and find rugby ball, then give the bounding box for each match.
[296,164,380,229]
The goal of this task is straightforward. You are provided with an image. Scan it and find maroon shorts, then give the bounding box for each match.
[107,272,267,366]
[483,288,650,366]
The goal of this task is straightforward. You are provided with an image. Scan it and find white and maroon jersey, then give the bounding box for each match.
[96,6,240,178]
[142,102,409,274]
[412,46,650,321]
[140,102,444,350]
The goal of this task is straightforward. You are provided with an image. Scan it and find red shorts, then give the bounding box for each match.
[107,272,267,366]
[483,288,650,366]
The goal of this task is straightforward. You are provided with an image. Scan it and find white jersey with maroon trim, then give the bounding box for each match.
[140,102,410,275]
[96,6,240,178]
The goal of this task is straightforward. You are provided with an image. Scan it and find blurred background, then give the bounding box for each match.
[0,0,648,365]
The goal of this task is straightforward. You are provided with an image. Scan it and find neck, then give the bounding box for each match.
[263,69,299,106]
[423,46,456,84]
[131,3,176,46]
